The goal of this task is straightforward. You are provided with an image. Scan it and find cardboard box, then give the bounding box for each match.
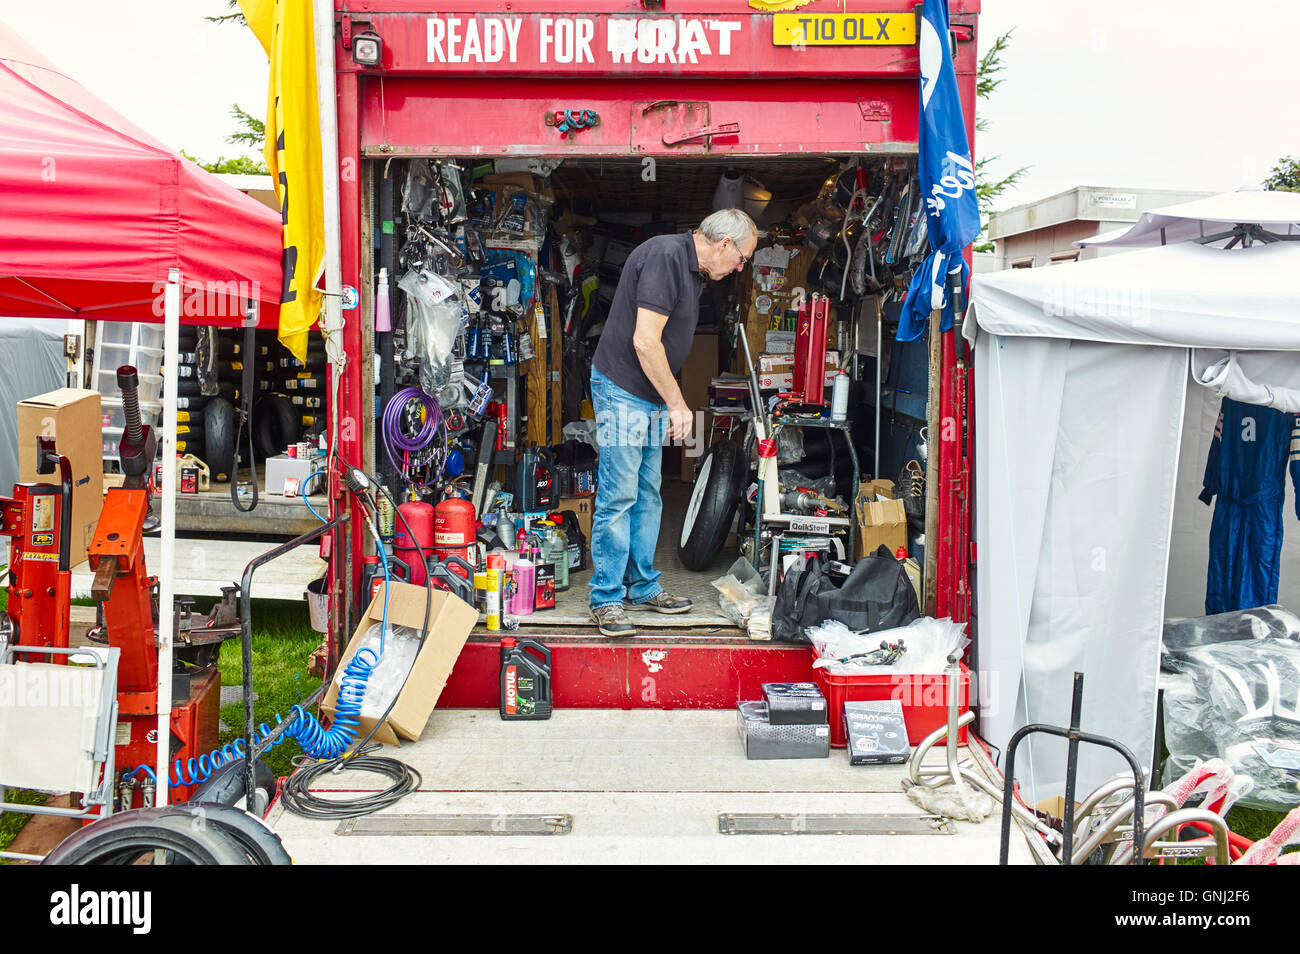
[843,700,910,765]
[756,351,841,392]
[17,388,102,568]
[761,682,828,725]
[558,495,594,540]
[854,479,907,560]
[737,701,830,760]
[322,581,478,746]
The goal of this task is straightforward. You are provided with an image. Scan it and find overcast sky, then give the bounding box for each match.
[3,1,1297,213]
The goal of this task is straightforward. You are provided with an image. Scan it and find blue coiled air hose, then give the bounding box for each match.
[147,510,394,789]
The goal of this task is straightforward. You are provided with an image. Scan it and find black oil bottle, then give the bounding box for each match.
[500,637,553,720]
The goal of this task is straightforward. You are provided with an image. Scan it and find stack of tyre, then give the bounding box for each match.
[251,329,325,456]
[162,329,324,484]
[165,326,238,479]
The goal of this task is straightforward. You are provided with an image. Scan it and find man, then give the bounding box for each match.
[588,208,759,637]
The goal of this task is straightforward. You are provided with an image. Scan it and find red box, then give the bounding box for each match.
[814,656,971,749]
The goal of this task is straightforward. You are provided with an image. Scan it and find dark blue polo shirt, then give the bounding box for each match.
[592,231,705,405]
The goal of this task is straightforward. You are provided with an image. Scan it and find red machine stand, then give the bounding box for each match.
[90,488,219,805]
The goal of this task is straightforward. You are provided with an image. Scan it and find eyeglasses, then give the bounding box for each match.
[730,237,751,268]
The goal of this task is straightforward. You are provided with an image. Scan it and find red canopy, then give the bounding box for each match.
[0,23,283,325]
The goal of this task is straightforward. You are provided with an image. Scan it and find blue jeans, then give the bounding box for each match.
[589,367,668,610]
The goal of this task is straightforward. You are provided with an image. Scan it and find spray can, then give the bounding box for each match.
[485,554,505,631]
[375,267,392,333]
[473,569,489,612]
[832,369,850,421]
[499,638,553,720]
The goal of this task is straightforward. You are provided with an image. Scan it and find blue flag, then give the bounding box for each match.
[898,0,980,342]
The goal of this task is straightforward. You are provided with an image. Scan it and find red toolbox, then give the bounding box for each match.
[814,657,971,749]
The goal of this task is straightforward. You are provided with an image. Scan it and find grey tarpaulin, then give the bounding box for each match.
[0,317,67,495]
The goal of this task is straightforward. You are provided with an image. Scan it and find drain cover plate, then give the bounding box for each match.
[718,813,954,835]
[335,813,572,836]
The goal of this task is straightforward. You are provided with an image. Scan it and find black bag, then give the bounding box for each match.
[772,546,921,644]
[557,510,589,573]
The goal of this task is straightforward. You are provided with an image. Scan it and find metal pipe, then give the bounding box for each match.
[943,655,966,794]
[378,161,397,490]
[238,513,350,810]
[1070,791,1178,866]
[1110,808,1230,867]
[155,268,180,808]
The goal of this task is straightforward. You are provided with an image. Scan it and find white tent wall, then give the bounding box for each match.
[0,317,67,494]
[974,334,1187,801]
[1165,381,1300,619]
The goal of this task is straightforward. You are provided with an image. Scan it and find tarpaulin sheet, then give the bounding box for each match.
[0,23,282,326]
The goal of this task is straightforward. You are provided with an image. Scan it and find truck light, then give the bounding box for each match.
[352,30,382,67]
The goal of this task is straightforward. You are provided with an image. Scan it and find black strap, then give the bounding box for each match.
[231,320,259,513]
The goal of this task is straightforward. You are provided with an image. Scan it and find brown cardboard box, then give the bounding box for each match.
[17,388,103,568]
[558,495,594,540]
[322,581,478,746]
[855,479,906,560]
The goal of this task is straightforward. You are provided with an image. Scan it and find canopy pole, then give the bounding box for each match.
[155,268,180,806]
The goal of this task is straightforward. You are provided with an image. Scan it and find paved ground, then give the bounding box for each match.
[268,708,1039,864]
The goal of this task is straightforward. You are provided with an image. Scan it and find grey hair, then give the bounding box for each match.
[698,208,758,246]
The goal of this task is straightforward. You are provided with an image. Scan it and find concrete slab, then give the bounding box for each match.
[267,709,1037,864]
[71,536,324,602]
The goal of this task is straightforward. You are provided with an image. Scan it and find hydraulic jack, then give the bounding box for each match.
[0,436,74,661]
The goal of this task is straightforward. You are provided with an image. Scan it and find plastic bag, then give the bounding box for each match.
[1162,627,1300,810]
[776,425,805,464]
[807,616,969,676]
[356,623,423,720]
[401,159,438,223]
[398,266,464,392]
[712,558,767,627]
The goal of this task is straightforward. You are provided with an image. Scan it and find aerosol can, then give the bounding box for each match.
[831,369,850,421]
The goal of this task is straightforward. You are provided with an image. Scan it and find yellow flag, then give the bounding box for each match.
[241,0,323,363]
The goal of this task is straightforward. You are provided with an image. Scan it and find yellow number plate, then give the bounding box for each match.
[772,12,916,46]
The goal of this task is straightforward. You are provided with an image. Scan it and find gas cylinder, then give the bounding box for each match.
[434,497,477,579]
[393,500,435,585]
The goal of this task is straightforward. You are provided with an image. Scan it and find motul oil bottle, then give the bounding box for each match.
[499,637,552,720]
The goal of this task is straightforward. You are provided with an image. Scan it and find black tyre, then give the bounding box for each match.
[177,379,234,400]
[254,394,301,459]
[174,439,205,457]
[174,395,209,412]
[154,804,291,866]
[41,809,251,865]
[204,398,237,481]
[677,440,747,571]
[189,756,277,815]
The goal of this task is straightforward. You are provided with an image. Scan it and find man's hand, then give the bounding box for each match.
[667,402,694,442]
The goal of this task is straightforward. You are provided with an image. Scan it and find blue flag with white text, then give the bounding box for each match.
[898,0,980,342]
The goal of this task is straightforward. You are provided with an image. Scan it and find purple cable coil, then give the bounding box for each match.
[383,386,441,477]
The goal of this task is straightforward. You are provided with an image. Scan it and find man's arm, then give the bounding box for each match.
[632,306,692,440]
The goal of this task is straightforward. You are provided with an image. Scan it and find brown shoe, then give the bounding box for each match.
[634,591,693,614]
[590,604,638,638]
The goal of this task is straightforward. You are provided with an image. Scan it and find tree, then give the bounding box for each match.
[973,29,1028,254]
[184,5,269,175]
[1263,156,1300,192]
